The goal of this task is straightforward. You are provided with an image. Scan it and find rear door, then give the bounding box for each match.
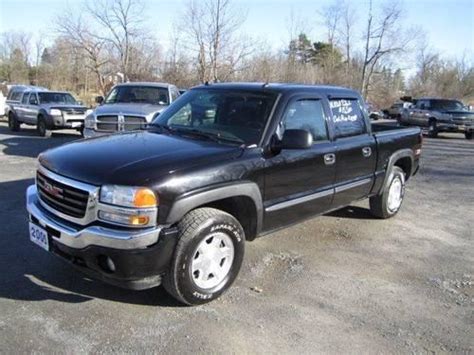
[328,97,377,208]
[263,95,336,230]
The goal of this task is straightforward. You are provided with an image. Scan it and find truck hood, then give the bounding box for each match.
[95,103,168,120]
[39,131,243,186]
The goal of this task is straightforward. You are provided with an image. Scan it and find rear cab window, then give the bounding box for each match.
[329,98,367,138]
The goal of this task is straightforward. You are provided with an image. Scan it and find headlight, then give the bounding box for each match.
[50,109,62,116]
[85,113,96,129]
[100,185,157,208]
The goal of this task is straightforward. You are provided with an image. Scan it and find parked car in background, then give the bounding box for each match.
[84,82,180,138]
[384,102,404,119]
[27,82,422,305]
[399,97,474,139]
[366,102,384,120]
[8,89,89,137]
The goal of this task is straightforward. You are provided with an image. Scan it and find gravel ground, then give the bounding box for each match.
[0,121,472,353]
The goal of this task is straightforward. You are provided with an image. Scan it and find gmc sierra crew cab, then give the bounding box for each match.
[26,83,422,305]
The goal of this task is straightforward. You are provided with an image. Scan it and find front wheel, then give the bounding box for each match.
[8,113,20,132]
[465,131,473,140]
[163,208,245,305]
[428,119,438,138]
[370,166,406,219]
[37,117,51,138]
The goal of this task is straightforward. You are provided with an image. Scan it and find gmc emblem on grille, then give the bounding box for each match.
[44,182,63,198]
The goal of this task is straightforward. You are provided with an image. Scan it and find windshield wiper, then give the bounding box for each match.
[174,128,244,145]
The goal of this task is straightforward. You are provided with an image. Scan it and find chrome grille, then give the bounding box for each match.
[36,171,89,218]
[96,115,146,132]
[62,108,86,115]
[96,115,118,131]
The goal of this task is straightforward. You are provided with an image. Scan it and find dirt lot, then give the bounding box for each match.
[0,121,472,353]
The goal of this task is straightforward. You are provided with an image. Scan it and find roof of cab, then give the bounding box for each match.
[115,82,174,88]
[191,82,360,96]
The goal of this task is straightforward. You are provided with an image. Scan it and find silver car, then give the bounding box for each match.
[84,82,180,138]
[8,89,89,137]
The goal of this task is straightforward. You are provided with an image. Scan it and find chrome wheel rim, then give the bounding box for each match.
[191,232,234,289]
[387,177,403,212]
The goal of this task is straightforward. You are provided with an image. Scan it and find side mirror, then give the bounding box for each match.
[77,100,83,105]
[95,96,104,104]
[281,129,313,149]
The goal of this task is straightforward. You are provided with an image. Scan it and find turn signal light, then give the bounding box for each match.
[134,188,157,208]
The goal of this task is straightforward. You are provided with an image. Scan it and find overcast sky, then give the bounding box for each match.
[1,0,473,64]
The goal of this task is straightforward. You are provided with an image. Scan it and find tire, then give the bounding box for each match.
[8,113,20,132]
[37,116,51,138]
[465,131,473,140]
[428,119,438,138]
[163,207,245,305]
[370,166,406,219]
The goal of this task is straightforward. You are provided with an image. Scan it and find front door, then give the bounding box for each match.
[263,96,336,231]
[328,98,376,208]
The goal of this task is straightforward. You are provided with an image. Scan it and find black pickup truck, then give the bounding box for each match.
[26,83,422,305]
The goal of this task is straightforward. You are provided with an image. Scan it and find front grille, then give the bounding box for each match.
[63,108,86,115]
[123,116,147,131]
[96,115,118,131]
[36,171,89,218]
[96,115,146,132]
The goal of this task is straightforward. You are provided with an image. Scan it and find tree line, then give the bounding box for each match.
[0,0,472,108]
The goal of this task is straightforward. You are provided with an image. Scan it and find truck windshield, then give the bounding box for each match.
[105,86,169,105]
[152,89,277,146]
[431,100,466,111]
[38,93,77,104]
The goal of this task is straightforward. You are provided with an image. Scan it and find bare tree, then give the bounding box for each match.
[179,0,248,83]
[86,0,147,81]
[56,11,109,94]
[360,0,408,98]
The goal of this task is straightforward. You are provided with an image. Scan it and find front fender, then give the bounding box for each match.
[163,181,263,235]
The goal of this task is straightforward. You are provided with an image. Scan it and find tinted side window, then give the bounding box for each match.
[29,93,38,104]
[283,99,328,142]
[329,99,366,138]
[11,91,21,101]
[170,87,180,102]
[21,93,30,104]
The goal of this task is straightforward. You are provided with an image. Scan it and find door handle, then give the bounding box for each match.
[324,153,336,165]
[362,147,372,157]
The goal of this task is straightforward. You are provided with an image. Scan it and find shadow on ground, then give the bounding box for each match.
[0,124,79,158]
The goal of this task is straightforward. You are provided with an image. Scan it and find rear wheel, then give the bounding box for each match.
[8,113,20,132]
[370,166,406,219]
[465,131,473,140]
[163,207,245,305]
[37,116,51,138]
[428,119,438,138]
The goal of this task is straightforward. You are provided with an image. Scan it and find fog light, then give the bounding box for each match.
[98,255,116,273]
[106,257,116,272]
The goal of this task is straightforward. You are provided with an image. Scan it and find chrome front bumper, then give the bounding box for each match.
[26,185,162,250]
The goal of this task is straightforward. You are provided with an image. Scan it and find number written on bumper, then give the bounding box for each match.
[29,222,49,251]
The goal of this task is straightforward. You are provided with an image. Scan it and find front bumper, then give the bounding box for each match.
[26,185,177,290]
[437,122,473,133]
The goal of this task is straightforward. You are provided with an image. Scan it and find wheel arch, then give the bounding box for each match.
[380,149,414,194]
[164,182,263,241]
